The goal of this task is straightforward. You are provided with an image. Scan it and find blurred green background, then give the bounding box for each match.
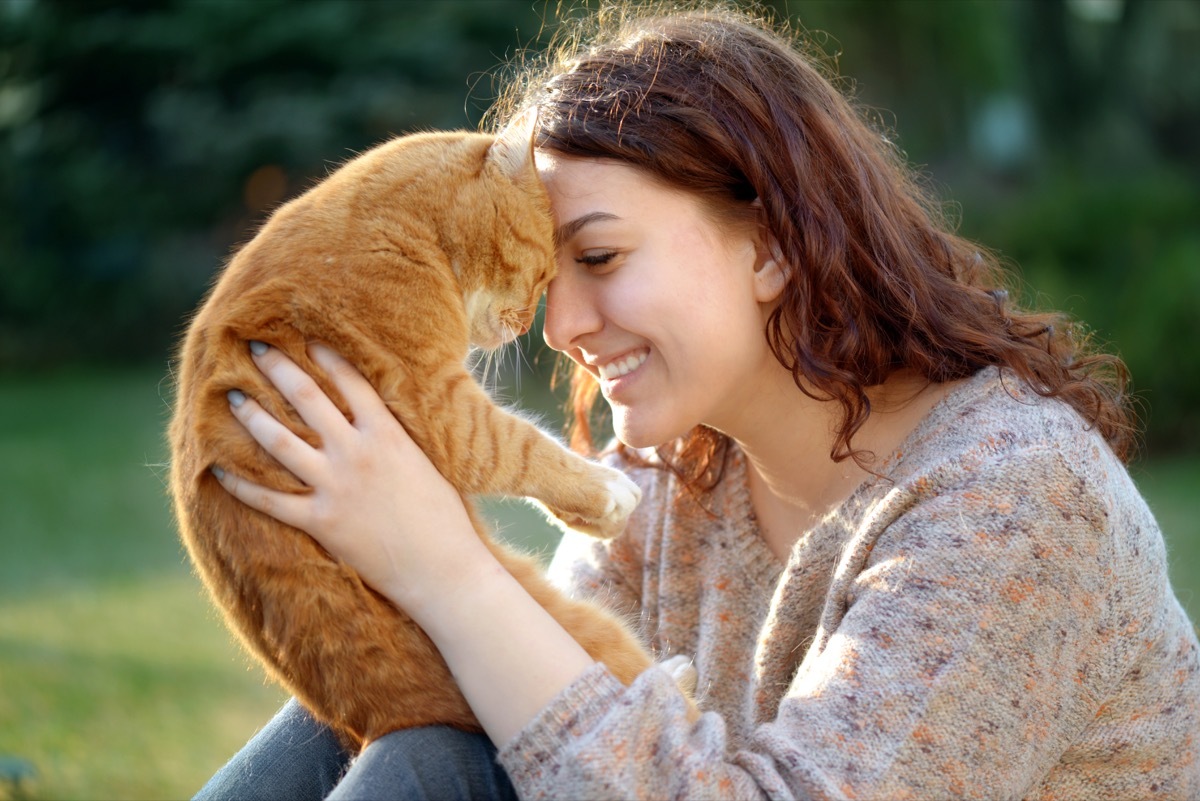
[1,1,1197,798]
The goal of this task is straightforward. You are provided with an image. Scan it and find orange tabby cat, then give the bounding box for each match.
[168,121,659,749]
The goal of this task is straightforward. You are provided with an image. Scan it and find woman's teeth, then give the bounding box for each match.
[598,350,648,381]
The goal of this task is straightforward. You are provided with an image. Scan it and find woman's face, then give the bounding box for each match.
[538,153,785,448]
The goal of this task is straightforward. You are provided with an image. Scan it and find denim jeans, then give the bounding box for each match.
[193,698,518,801]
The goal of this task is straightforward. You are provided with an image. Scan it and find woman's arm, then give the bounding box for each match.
[213,342,598,746]
[501,442,1135,800]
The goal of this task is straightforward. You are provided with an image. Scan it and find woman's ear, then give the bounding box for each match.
[750,200,788,303]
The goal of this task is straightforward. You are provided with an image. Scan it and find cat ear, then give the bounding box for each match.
[486,107,538,181]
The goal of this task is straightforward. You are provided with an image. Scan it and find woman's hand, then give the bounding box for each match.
[211,341,484,609]
[214,342,602,746]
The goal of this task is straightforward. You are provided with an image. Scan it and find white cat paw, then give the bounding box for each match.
[568,470,641,539]
[600,471,642,535]
[658,654,699,698]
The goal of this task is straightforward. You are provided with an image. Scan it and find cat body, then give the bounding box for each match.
[169,127,653,748]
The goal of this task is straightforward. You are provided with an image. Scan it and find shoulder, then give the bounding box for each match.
[893,368,1126,488]
[867,369,1151,562]
[875,367,1164,596]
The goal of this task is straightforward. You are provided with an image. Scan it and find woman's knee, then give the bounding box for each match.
[194,698,351,801]
[329,726,516,801]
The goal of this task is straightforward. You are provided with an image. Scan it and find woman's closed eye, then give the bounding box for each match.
[575,249,619,271]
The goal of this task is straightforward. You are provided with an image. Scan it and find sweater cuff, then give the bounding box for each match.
[497,662,625,787]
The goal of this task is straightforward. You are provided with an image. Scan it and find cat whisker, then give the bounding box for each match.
[466,347,485,378]
[487,349,502,394]
[501,342,519,399]
[471,347,507,400]
[471,348,492,390]
[479,346,507,398]
[146,459,171,489]
[504,343,522,398]
[511,337,535,397]
[505,323,534,398]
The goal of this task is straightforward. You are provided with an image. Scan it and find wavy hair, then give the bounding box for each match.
[490,1,1137,487]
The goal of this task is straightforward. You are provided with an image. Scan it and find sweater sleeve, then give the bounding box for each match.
[499,444,1127,800]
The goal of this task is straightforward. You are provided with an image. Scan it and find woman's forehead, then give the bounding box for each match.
[536,153,683,208]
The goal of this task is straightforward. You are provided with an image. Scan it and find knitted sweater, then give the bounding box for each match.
[497,368,1200,800]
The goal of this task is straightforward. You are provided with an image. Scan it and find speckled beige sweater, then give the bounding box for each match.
[497,368,1200,800]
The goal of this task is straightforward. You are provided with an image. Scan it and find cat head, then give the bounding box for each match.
[460,111,556,351]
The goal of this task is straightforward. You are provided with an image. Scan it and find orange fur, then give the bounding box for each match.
[168,128,664,749]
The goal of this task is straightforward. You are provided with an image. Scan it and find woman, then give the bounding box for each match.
[198,3,1200,799]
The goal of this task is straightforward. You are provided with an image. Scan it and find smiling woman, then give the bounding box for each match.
[193,2,1199,799]
[540,154,783,452]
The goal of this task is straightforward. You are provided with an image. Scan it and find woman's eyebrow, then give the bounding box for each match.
[554,211,620,247]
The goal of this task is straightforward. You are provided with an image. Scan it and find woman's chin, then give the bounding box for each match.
[612,413,689,451]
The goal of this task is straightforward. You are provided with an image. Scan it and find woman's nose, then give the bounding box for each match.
[542,269,601,352]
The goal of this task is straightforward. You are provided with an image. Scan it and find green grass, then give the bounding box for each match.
[0,577,285,799]
[0,370,288,800]
[0,368,1196,800]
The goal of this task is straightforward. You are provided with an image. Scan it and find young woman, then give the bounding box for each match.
[197,4,1200,799]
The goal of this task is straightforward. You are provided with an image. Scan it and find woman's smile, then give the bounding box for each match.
[596,347,650,382]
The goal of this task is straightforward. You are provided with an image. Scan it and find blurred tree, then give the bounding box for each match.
[2,0,1197,451]
[764,0,1200,453]
[0,0,546,365]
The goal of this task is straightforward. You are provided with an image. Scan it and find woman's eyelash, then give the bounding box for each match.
[575,250,617,266]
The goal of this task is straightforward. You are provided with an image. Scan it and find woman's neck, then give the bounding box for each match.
[729,369,956,562]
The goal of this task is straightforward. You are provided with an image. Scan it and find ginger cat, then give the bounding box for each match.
[168,122,658,749]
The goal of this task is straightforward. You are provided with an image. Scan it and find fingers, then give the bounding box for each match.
[227,388,322,485]
[307,343,394,430]
[210,464,310,532]
[248,340,349,435]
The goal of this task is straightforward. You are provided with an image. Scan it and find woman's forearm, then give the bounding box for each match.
[212,343,605,746]
[389,533,598,747]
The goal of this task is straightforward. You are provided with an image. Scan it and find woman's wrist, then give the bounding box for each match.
[401,540,597,745]
[378,523,498,627]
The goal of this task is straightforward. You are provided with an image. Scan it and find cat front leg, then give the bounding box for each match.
[527,462,641,540]
[400,371,641,539]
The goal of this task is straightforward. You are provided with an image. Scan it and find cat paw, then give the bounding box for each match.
[658,653,701,722]
[658,654,699,698]
[599,471,643,537]
[561,469,641,539]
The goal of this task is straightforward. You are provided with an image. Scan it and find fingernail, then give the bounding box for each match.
[249,340,269,356]
[211,466,225,480]
[227,389,246,407]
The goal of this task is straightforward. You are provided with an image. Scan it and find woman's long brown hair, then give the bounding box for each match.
[491,1,1137,489]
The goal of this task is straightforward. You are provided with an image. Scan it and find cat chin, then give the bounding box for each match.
[469,331,510,352]
[467,312,523,351]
